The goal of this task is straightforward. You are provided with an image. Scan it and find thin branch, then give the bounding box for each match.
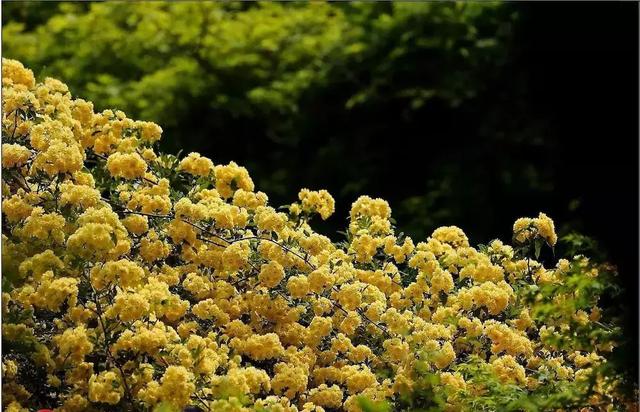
[231,235,316,270]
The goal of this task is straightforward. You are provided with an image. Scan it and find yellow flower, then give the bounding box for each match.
[336,283,362,311]
[215,161,254,198]
[108,291,150,322]
[138,121,163,143]
[430,268,454,295]
[307,384,344,408]
[350,234,379,263]
[233,333,285,361]
[88,371,123,405]
[299,189,335,220]
[54,326,94,363]
[255,206,287,232]
[309,266,335,293]
[344,366,377,394]
[222,241,251,272]
[350,196,391,221]
[192,299,230,325]
[2,58,36,88]
[3,195,35,223]
[431,226,469,248]
[2,144,31,168]
[259,260,285,288]
[513,212,557,246]
[59,182,101,209]
[491,355,527,385]
[484,320,533,358]
[140,230,171,262]
[287,275,310,298]
[27,271,78,312]
[157,366,196,409]
[113,321,179,356]
[18,208,66,244]
[106,152,148,179]
[90,259,145,290]
[3,360,18,379]
[271,362,308,399]
[535,212,558,246]
[178,152,214,176]
[432,341,456,369]
[121,214,149,235]
[233,189,268,209]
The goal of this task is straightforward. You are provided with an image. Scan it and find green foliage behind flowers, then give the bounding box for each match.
[3,2,508,134]
[1,60,636,411]
[3,2,356,131]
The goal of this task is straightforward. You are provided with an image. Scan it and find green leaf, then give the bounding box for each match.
[153,402,179,412]
[357,396,392,412]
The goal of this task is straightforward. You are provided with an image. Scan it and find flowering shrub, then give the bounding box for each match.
[1,59,634,412]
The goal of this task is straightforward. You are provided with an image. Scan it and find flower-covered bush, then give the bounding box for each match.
[1,59,634,412]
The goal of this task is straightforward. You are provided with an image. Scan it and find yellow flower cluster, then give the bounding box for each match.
[178,152,214,177]
[88,371,124,405]
[259,260,286,288]
[1,59,626,412]
[513,212,558,246]
[298,188,336,220]
[106,152,148,179]
[232,333,286,361]
[1,143,31,168]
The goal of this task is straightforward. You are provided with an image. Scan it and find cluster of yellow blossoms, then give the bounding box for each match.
[1,59,631,412]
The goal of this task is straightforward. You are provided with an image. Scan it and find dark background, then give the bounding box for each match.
[502,3,639,380]
[3,1,638,382]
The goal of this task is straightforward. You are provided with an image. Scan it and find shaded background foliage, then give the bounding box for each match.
[3,0,638,385]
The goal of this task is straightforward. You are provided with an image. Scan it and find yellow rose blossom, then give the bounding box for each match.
[59,182,101,209]
[287,275,310,298]
[54,326,94,363]
[88,371,123,405]
[2,144,31,168]
[215,161,254,198]
[121,214,149,235]
[2,59,36,88]
[107,291,150,322]
[491,355,527,385]
[3,360,18,379]
[156,366,195,409]
[307,384,344,408]
[137,121,163,143]
[271,362,308,399]
[3,195,35,223]
[106,152,148,179]
[233,333,285,361]
[178,152,214,177]
[259,260,285,288]
[298,188,335,220]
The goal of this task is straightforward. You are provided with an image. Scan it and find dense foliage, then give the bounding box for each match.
[1,60,635,411]
[2,2,507,129]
